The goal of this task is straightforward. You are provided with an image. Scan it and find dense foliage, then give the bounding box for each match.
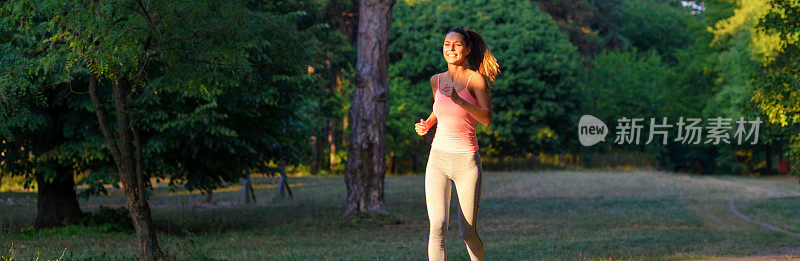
[1,0,311,192]
[754,0,800,179]
[2,0,797,204]
[390,0,581,158]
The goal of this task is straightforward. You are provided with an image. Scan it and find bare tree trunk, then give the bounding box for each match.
[35,166,83,229]
[388,150,396,174]
[327,62,341,171]
[342,0,396,218]
[329,120,337,168]
[343,115,349,140]
[89,75,165,260]
[764,143,774,175]
[345,0,360,45]
[310,136,319,174]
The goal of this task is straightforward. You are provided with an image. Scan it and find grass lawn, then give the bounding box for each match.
[1,170,799,260]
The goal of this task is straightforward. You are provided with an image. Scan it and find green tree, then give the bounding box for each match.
[673,0,752,174]
[754,0,800,180]
[616,0,693,62]
[143,4,311,195]
[580,48,681,166]
[537,0,627,56]
[0,0,117,229]
[582,49,674,123]
[1,0,311,259]
[697,0,794,175]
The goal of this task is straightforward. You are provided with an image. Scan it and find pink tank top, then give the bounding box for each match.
[432,72,479,153]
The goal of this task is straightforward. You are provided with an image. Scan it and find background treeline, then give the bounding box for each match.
[2,0,799,199]
[298,0,800,176]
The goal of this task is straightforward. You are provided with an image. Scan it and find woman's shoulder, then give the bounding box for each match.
[466,70,483,84]
[466,69,481,79]
[430,72,446,81]
[465,70,487,94]
[429,72,446,86]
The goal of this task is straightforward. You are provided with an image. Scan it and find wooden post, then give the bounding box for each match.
[277,160,293,199]
[239,175,256,204]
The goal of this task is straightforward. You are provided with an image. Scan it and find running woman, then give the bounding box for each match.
[414,27,500,261]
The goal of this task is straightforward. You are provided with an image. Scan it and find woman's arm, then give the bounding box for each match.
[423,112,438,127]
[425,74,439,127]
[415,74,440,136]
[442,74,492,126]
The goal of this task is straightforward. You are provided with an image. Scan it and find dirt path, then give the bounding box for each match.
[728,199,800,237]
[702,256,800,260]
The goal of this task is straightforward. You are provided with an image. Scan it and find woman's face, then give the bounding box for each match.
[442,32,470,65]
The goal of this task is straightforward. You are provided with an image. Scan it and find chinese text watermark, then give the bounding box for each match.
[578,115,762,146]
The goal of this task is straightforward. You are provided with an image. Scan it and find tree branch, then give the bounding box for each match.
[88,74,123,172]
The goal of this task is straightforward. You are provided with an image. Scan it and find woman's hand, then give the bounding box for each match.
[414,119,431,136]
[442,74,492,126]
[440,85,463,104]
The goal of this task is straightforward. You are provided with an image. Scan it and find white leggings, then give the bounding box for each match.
[425,148,484,261]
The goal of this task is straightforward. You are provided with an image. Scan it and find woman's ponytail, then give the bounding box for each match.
[464,29,500,90]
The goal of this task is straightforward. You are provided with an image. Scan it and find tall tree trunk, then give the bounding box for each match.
[89,76,165,260]
[327,63,340,170]
[317,132,324,170]
[35,166,83,229]
[343,0,395,218]
[329,120,337,168]
[310,136,319,175]
[345,0,359,45]
[764,143,774,175]
[388,150,396,174]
